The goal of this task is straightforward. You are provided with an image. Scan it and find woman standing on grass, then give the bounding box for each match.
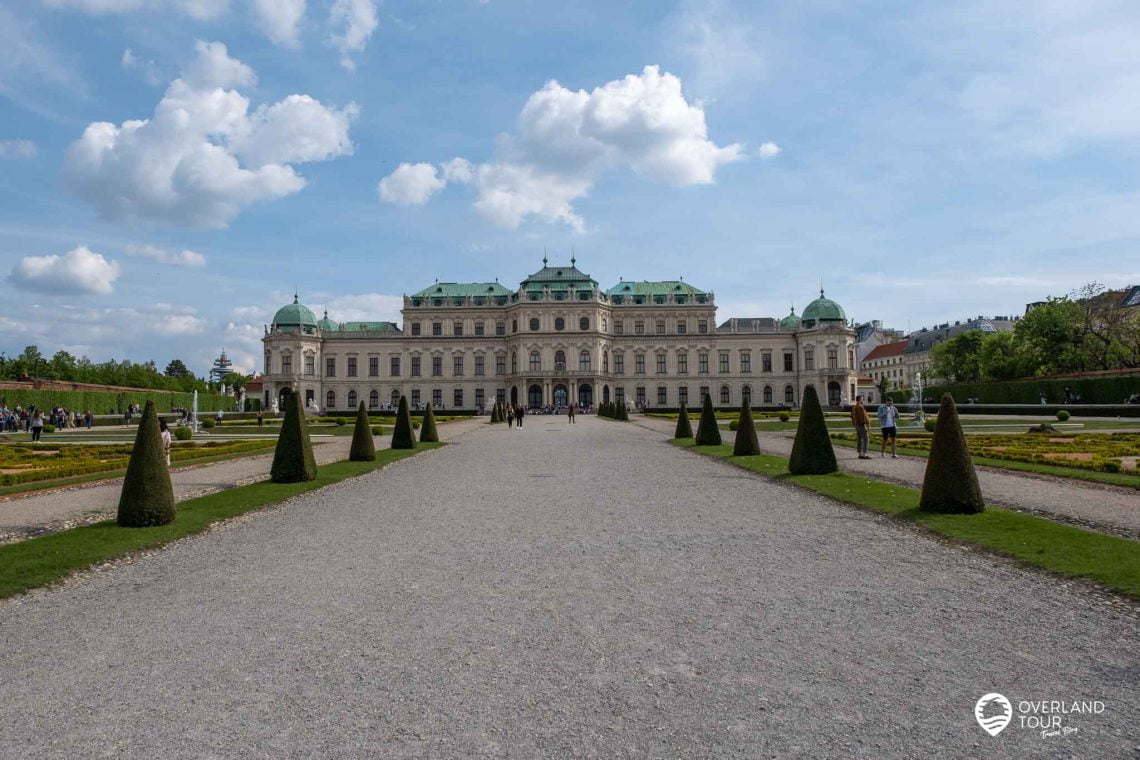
[30,411,44,442]
[159,419,173,466]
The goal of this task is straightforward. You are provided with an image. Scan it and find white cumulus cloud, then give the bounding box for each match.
[125,244,207,267]
[252,0,306,47]
[378,65,742,229]
[757,141,780,159]
[121,48,161,85]
[9,245,121,294]
[0,139,37,159]
[64,40,357,228]
[377,162,445,205]
[329,0,378,71]
[43,0,229,20]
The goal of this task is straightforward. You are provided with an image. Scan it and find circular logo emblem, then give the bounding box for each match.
[975,693,1013,736]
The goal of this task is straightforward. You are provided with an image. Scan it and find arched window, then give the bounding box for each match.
[554,317,565,331]
[742,385,751,405]
[763,385,773,404]
[326,390,336,409]
[555,350,566,370]
[579,317,589,331]
[635,386,646,406]
[529,317,540,331]
[579,350,591,370]
[347,390,357,408]
[511,351,518,373]
[512,319,518,332]
[785,385,795,403]
[603,351,609,372]
[529,351,541,371]
[720,385,730,405]
[369,390,379,408]
[390,389,400,406]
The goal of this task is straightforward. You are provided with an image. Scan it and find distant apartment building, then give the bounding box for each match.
[900,316,1019,386]
[854,320,905,365]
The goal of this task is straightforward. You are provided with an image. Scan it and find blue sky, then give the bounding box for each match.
[2,0,1138,374]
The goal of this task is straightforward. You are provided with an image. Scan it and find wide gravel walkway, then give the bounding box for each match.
[0,418,485,542]
[0,415,1136,758]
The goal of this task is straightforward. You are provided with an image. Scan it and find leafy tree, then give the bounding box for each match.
[164,359,191,378]
[931,329,985,383]
[977,331,1025,380]
[694,394,721,446]
[919,394,984,513]
[221,371,250,390]
[1014,297,1087,375]
[270,392,317,482]
[116,401,176,527]
[788,385,837,474]
[49,350,78,380]
[349,402,376,461]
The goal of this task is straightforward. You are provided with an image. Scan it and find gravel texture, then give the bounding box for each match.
[0,415,1136,758]
[637,416,1140,538]
[0,419,485,542]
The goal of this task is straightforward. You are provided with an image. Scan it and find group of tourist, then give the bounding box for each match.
[503,403,526,428]
[1,404,95,438]
[849,396,901,459]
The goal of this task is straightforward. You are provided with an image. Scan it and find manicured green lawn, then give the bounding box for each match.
[674,440,1140,599]
[0,443,443,600]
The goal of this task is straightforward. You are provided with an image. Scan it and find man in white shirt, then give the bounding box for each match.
[877,398,900,458]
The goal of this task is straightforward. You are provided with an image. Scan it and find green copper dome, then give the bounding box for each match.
[801,289,846,324]
[317,310,338,332]
[272,295,318,329]
[779,307,802,328]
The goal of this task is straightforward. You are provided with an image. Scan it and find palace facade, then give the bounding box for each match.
[260,259,857,413]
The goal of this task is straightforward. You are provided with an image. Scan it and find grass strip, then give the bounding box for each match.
[674,440,1140,599]
[0,443,443,600]
[829,437,1140,490]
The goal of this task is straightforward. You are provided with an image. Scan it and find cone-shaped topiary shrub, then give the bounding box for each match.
[117,401,176,527]
[391,395,417,449]
[694,394,722,446]
[732,402,760,456]
[674,406,693,438]
[490,402,500,423]
[420,402,439,443]
[271,392,318,483]
[788,385,837,474]
[919,394,984,514]
[349,401,376,462]
[617,401,629,421]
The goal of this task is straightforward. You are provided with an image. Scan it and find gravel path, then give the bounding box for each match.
[636,416,1140,538]
[0,419,485,542]
[0,415,1136,758]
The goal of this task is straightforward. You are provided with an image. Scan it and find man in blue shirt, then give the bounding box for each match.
[877,398,900,458]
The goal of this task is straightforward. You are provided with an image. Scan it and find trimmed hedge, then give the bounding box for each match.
[391,395,416,449]
[349,402,376,462]
[174,426,193,441]
[674,406,693,439]
[0,387,236,414]
[887,374,1140,406]
[788,385,837,475]
[732,403,760,456]
[419,403,439,443]
[116,401,175,527]
[695,395,722,446]
[919,395,984,514]
[270,393,317,483]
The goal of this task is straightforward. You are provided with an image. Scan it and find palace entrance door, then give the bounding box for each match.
[527,384,543,409]
[578,383,593,407]
[553,384,568,408]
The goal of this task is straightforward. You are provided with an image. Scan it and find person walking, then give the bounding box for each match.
[215,409,224,427]
[567,401,576,424]
[159,419,173,466]
[877,397,899,458]
[85,410,93,430]
[506,403,514,429]
[257,411,264,428]
[850,395,870,459]
[515,403,524,428]
[30,410,44,443]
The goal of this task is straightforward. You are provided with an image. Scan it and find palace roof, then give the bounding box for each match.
[410,282,514,299]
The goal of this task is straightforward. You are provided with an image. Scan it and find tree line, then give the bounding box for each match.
[932,283,1140,383]
[0,345,214,393]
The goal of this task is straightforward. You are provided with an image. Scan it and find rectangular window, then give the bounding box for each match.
[719,353,730,373]
[657,386,667,405]
[475,388,485,408]
[828,348,838,369]
[369,357,379,377]
[676,321,686,335]
[304,355,314,376]
[635,320,644,335]
[390,357,401,376]
[411,389,420,406]
[740,352,751,373]
[762,352,772,373]
[698,320,708,334]
[453,356,464,376]
[475,355,485,376]
[411,357,421,377]
[474,321,484,336]
[615,386,625,403]
[347,357,357,377]
[325,357,336,377]
[784,352,794,372]
[496,388,506,403]
[496,355,506,375]
[496,321,505,336]
[678,386,688,406]
[411,322,421,336]
[615,354,625,375]
[432,356,443,376]
[698,352,709,374]
[635,354,645,375]
[614,320,623,335]
[453,321,463,337]
[677,353,688,374]
[432,322,442,336]
[281,354,292,375]
[656,354,667,374]
[805,349,815,371]
[636,386,646,405]
[656,320,665,335]
[720,386,731,405]
[433,389,443,407]
[454,389,463,408]
[699,385,709,401]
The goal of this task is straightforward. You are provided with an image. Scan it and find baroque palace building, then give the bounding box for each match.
[260,259,857,414]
